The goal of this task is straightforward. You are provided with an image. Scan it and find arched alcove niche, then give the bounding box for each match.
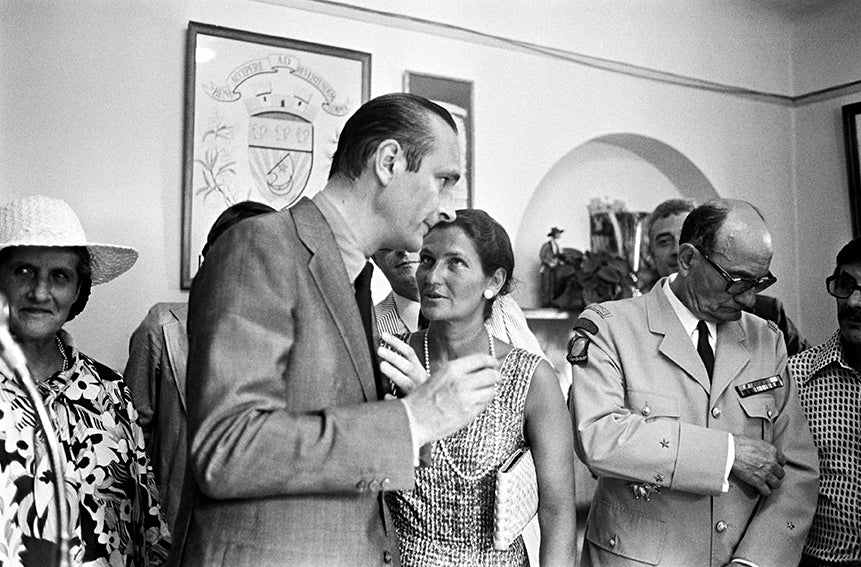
[513,133,719,308]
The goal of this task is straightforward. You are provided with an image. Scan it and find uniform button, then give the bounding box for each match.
[381,478,391,490]
[767,408,774,418]
[369,479,381,491]
[355,480,367,492]
[608,535,617,548]
[711,407,721,418]
[715,521,727,533]
[641,405,651,416]
[383,550,393,563]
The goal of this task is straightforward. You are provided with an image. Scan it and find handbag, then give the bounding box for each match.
[492,445,538,550]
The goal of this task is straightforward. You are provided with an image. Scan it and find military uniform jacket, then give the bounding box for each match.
[569,280,819,567]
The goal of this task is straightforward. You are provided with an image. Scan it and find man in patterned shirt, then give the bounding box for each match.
[789,236,861,567]
[372,248,424,337]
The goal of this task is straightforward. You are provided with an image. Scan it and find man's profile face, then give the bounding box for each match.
[650,213,688,277]
[372,248,420,301]
[377,116,460,252]
[835,261,861,346]
[685,222,772,324]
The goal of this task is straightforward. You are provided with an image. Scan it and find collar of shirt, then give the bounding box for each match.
[313,191,368,285]
[393,293,421,332]
[662,273,717,351]
[805,329,861,383]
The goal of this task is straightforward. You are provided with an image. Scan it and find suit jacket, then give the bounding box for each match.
[569,280,819,567]
[124,301,189,534]
[174,198,415,566]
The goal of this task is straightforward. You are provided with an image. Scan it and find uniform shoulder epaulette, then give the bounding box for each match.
[584,303,611,319]
[766,319,779,334]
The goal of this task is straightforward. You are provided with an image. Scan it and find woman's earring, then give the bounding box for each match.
[483,289,494,300]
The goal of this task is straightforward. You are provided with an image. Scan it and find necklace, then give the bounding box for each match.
[55,335,69,373]
[424,323,500,481]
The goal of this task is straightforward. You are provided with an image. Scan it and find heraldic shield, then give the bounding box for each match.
[247,110,313,207]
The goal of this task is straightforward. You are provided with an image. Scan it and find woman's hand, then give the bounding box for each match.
[377,332,427,396]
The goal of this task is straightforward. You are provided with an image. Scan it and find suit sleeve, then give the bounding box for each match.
[569,307,729,495]
[186,220,416,500]
[123,307,161,445]
[732,338,820,566]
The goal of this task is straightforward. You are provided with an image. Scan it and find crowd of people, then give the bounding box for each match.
[0,92,858,567]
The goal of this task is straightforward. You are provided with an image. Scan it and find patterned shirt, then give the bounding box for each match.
[0,338,171,566]
[788,330,861,563]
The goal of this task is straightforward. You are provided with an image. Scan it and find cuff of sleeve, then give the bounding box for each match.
[722,433,734,493]
[400,399,421,466]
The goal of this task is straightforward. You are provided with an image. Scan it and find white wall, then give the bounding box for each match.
[1,0,858,368]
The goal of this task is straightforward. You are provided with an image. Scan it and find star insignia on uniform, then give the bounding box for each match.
[787,522,795,530]
[654,473,664,484]
[660,439,670,449]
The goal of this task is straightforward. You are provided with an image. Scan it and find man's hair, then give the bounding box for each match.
[680,199,764,255]
[834,236,861,276]
[647,198,696,240]
[202,200,277,258]
[431,208,514,319]
[328,93,457,181]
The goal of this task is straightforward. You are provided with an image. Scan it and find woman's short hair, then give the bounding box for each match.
[436,209,514,319]
[328,93,457,181]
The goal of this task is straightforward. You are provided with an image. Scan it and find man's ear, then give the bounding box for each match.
[373,139,402,186]
[677,243,695,275]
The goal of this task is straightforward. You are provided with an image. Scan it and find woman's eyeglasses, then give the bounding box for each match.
[695,247,777,296]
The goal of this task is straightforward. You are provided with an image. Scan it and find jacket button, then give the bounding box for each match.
[641,405,651,416]
[715,521,727,533]
[355,480,367,492]
[383,550,393,563]
[711,407,721,418]
[369,479,381,491]
[608,535,617,547]
[381,478,391,490]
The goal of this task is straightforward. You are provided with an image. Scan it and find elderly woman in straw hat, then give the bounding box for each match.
[0,195,170,566]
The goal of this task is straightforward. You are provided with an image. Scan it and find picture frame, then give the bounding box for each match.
[842,101,861,237]
[404,71,473,210]
[181,22,371,288]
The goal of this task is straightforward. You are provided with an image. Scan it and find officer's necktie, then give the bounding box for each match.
[696,320,715,381]
[354,262,385,398]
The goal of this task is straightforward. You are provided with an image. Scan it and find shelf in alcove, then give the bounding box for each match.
[523,308,574,320]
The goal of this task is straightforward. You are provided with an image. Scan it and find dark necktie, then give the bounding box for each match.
[696,320,715,380]
[417,310,429,330]
[354,262,385,399]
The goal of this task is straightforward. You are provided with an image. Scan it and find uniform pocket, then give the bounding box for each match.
[737,396,776,442]
[586,497,667,565]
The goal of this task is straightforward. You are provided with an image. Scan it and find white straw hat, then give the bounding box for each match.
[0,195,138,285]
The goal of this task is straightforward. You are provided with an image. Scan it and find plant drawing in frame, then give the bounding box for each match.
[182,22,370,288]
[404,71,473,210]
[843,101,861,238]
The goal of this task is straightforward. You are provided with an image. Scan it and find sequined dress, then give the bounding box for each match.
[387,348,540,567]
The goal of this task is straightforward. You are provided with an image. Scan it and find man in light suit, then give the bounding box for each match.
[124,201,275,533]
[569,199,819,566]
[173,93,500,566]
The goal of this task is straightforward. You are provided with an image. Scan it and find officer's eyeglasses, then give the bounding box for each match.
[694,247,777,296]
[826,274,861,299]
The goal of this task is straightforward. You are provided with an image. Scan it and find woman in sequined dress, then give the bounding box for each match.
[0,195,170,566]
[379,209,576,566]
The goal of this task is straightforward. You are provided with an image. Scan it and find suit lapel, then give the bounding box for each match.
[711,320,750,399]
[292,199,376,401]
[646,284,711,393]
[164,305,189,412]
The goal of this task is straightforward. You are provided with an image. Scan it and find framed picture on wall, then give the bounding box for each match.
[181,21,371,288]
[404,71,473,210]
[842,101,861,237]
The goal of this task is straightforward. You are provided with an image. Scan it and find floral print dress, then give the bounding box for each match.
[0,337,170,566]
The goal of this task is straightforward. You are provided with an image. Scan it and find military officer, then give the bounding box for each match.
[569,198,819,567]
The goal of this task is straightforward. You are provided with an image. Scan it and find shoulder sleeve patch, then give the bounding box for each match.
[567,334,591,366]
[585,303,611,319]
[572,317,599,335]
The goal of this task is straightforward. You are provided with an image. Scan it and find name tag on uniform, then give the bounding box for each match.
[736,375,783,398]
